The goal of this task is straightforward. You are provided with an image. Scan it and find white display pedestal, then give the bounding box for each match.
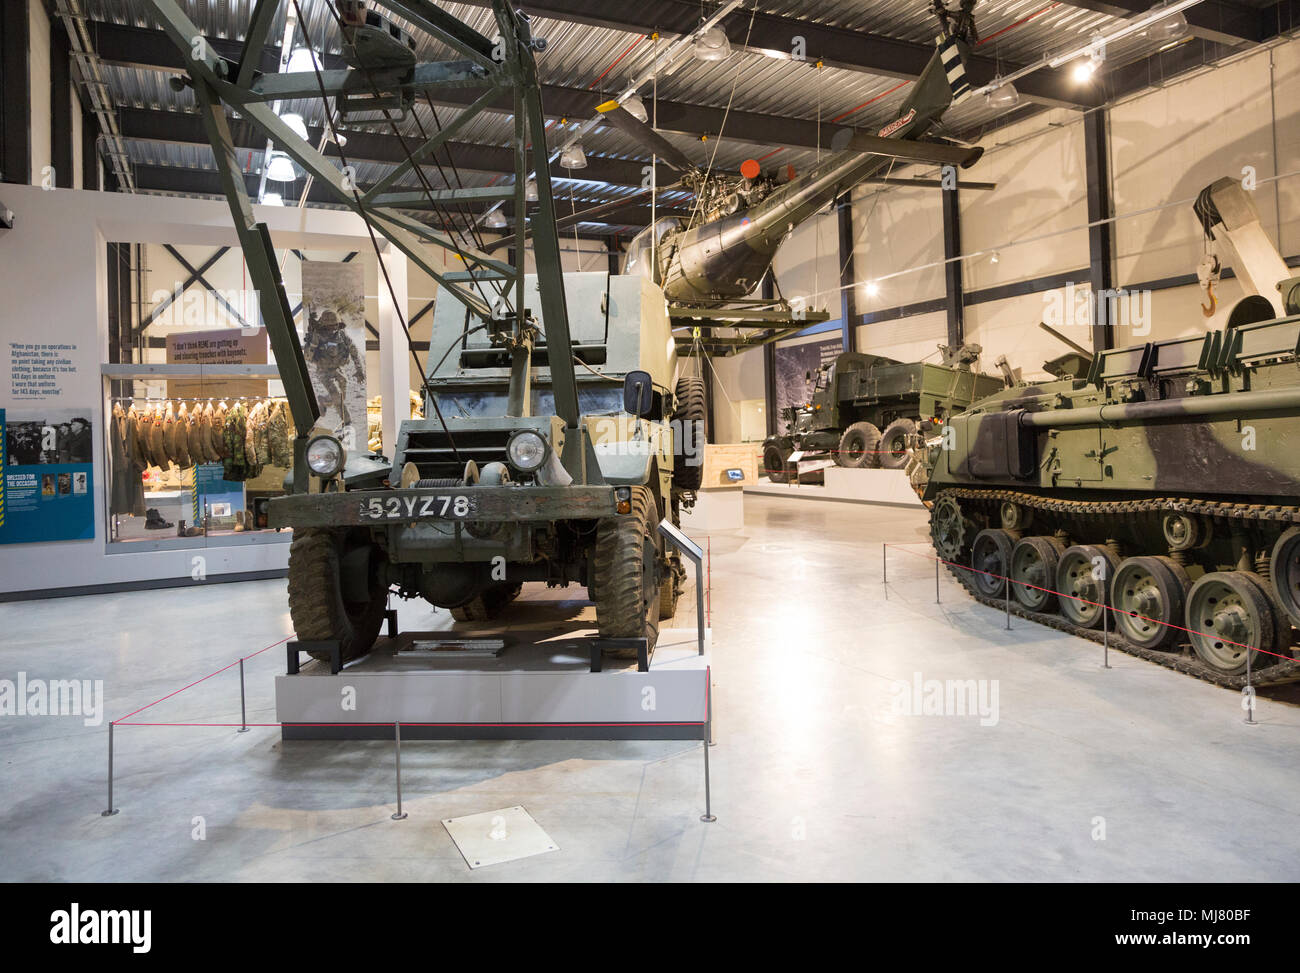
[680,488,745,530]
[745,467,923,508]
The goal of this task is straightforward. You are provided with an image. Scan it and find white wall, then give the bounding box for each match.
[0,185,389,596]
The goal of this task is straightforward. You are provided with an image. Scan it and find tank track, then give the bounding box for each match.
[933,487,1300,690]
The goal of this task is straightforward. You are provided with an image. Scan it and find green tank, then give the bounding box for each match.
[763,343,1003,481]
[921,283,1300,685]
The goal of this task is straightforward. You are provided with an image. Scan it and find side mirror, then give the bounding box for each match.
[623,369,654,417]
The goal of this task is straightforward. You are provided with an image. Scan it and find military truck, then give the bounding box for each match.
[270,272,705,660]
[763,343,1002,482]
[920,177,1300,684]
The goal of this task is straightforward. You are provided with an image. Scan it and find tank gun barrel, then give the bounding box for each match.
[1017,385,1300,428]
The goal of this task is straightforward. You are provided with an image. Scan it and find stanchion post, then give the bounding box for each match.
[701,676,716,823]
[882,544,888,600]
[935,555,940,604]
[101,722,119,817]
[1004,573,1011,630]
[1244,649,1257,726]
[391,721,408,820]
[238,657,249,732]
[1103,588,1111,669]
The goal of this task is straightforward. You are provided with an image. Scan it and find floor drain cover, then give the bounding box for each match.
[443,806,558,869]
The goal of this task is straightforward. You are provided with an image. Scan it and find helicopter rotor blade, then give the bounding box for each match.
[595,101,698,172]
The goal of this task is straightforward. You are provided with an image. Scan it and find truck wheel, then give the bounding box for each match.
[878,418,918,469]
[659,551,684,619]
[763,444,791,483]
[287,527,387,664]
[450,583,522,622]
[837,422,882,468]
[593,486,660,654]
[672,377,707,491]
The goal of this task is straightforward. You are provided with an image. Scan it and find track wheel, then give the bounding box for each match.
[1110,555,1190,650]
[837,422,882,468]
[1010,536,1066,612]
[877,418,917,469]
[593,486,660,655]
[1186,571,1285,674]
[764,443,791,483]
[1269,527,1300,630]
[287,527,388,664]
[450,583,522,622]
[969,528,1016,599]
[672,377,707,491]
[1056,545,1119,629]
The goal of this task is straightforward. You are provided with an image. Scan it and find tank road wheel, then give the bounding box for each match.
[1110,556,1190,650]
[1269,527,1300,630]
[930,495,973,562]
[1009,536,1066,612]
[450,583,522,622]
[287,527,388,664]
[877,418,918,470]
[969,528,1016,599]
[837,422,882,468]
[1056,545,1120,629]
[594,486,661,655]
[764,443,792,483]
[671,377,708,491]
[1186,572,1286,674]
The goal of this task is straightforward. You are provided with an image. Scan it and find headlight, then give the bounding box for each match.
[506,430,548,473]
[306,434,345,477]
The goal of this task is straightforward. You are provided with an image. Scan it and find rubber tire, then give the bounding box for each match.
[764,444,791,483]
[672,377,708,491]
[1009,535,1066,612]
[1185,571,1285,674]
[593,486,660,654]
[450,583,522,622]
[837,422,882,469]
[1110,555,1190,651]
[969,528,1016,599]
[878,417,918,470]
[659,551,682,620]
[287,527,387,664]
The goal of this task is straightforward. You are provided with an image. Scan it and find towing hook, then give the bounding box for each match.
[1201,280,1216,317]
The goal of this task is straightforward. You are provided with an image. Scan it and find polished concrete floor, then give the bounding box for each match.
[3,493,1299,882]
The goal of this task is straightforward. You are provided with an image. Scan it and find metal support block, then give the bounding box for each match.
[287,639,343,675]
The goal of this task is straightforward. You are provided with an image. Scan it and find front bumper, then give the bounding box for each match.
[268,485,619,529]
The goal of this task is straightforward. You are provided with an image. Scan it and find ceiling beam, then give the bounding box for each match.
[92,21,851,155]
[486,0,1099,109]
[117,106,681,189]
[1056,0,1269,46]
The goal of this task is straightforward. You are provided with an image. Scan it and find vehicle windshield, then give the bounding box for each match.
[433,385,625,419]
[621,217,680,280]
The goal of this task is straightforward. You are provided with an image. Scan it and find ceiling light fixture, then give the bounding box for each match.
[984,79,1020,109]
[1139,8,1189,42]
[280,112,309,141]
[262,192,284,206]
[525,178,538,201]
[560,142,588,169]
[286,47,320,74]
[621,93,649,123]
[482,209,507,229]
[693,25,731,61]
[265,151,296,183]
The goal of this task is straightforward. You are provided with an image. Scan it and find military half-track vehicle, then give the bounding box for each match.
[271,272,705,660]
[922,293,1300,685]
[763,343,1003,481]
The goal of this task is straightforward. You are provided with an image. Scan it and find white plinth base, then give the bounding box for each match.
[745,466,923,508]
[680,487,745,530]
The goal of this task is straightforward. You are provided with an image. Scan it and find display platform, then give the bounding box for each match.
[275,592,711,741]
[745,466,924,508]
[681,488,744,530]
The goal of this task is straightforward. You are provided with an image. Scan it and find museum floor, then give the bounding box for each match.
[4,493,1299,882]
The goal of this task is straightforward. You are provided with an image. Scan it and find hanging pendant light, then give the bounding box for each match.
[482,209,507,229]
[266,150,296,183]
[984,79,1019,109]
[287,47,320,74]
[622,93,649,123]
[560,142,588,169]
[693,25,731,61]
[262,192,284,207]
[1140,9,1189,43]
[525,178,538,201]
[280,112,309,141]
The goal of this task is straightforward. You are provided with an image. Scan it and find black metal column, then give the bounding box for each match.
[762,273,777,437]
[50,16,73,187]
[836,193,858,352]
[941,176,964,348]
[1,0,31,185]
[81,103,98,190]
[1084,108,1115,353]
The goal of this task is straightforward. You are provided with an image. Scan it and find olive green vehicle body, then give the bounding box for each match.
[921,308,1300,677]
[765,351,1003,465]
[269,272,683,611]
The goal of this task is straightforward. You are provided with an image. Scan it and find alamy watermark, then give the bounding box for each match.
[889,671,1000,727]
[0,672,104,726]
[1044,282,1153,338]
